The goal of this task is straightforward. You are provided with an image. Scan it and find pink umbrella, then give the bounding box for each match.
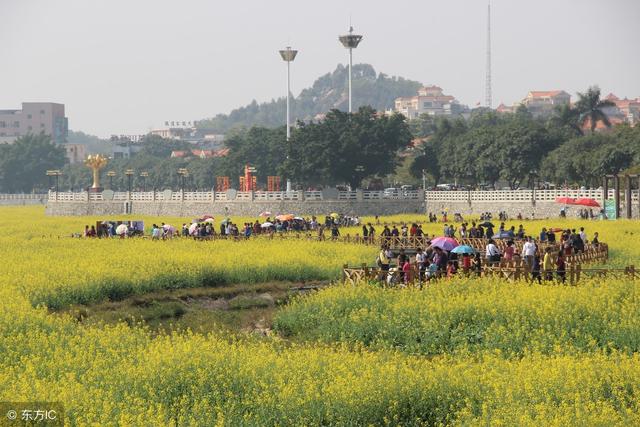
[430,237,459,251]
[259,211,272,218]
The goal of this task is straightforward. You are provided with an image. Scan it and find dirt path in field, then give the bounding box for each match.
[62,281,330,335]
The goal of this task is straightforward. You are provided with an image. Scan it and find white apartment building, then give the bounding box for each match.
[394,85,466,119]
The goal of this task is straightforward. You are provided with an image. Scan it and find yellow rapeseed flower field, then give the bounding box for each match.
[0,206,639,426]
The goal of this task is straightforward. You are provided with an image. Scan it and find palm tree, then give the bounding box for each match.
[575,86,616,132]
[551,104,582,136]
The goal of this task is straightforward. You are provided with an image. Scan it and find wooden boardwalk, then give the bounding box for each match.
[341,245,630,286]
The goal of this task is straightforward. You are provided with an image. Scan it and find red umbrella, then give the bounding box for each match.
[574,198,600,207]
[555,197,576,205]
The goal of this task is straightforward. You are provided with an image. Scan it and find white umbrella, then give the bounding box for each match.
[294,216,304,221]
[259,211,272,217]
[115,224,128,235]
[261,222,274,228]
[203,218,214,224]
[189,223,198,235]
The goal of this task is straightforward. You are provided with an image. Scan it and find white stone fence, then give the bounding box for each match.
[48,189,423,202]
[47,189,640,204]
[0,193,48,200]
[424,189,639,203]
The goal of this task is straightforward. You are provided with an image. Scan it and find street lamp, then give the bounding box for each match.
[354,165,365,190]
[339,26,363,113]
[125,169,134,194]
[107,171,116,190]
[140,171,149,192]
[177,168,189,192]
[46,170,62,200]
[279,46,298,193]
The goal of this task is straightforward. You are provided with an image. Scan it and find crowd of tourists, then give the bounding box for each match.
[80,214,359,240]
[376,225,601,286]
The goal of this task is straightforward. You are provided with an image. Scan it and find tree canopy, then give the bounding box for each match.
[0,134,66,192]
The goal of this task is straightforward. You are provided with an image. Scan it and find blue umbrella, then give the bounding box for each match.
[451,245,476,254]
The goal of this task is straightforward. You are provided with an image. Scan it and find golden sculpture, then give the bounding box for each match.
[84,154,108,190]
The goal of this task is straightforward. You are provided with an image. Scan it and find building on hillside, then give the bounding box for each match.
[393,86,469,119]
[581,116,626,133]
[496,103,516,114]
[604,93,640,125]
[520,90,571,117]
[150,122,225,148]
[0,102,68,144]
[111,140,143,159]
[62,143,87,164]
[170,148,229,159]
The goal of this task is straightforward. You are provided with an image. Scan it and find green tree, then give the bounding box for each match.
[283,107,412,188]
[575,86,615,132]
[550,104,583,137]
[0,134,66,192]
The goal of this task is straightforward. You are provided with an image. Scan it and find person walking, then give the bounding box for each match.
[522,237,536,272]
[377,246,390,282]
[485,239,501,265]
[543,247,555,281]
[415,248,428,283]
[556,251,566,283]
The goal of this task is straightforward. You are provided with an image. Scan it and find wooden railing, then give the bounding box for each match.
[342,262,634,286]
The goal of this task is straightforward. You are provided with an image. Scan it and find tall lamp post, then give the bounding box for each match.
[279,46,298,192]
[125,169,134,196]
[46,170,62,200]
[140,171,149,192]
[339,26,363,113]
[107,171,116,190]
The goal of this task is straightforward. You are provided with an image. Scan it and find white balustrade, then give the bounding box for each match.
[42,188,640,205]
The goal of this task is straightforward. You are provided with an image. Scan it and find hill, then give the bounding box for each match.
[196,63,422,132]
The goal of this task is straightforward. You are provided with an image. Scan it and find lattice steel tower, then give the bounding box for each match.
[485,1,492,108]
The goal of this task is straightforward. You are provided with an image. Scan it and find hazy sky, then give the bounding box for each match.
[2,0,639,137]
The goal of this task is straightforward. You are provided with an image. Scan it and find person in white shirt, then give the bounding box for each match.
[579,227,587,244]
[485,239,501,264]
[522,237,537,271]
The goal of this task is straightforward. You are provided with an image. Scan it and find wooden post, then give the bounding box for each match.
[362,263,368,281]
[576,263,581,283]
[614,174,621,219]
[342,264,348,284]
[625,175,632,219]
[569,263,575,285]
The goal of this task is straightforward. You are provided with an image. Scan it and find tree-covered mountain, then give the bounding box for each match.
[196,64,422,132]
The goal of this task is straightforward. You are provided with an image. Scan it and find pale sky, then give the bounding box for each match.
[1,0,639,137]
